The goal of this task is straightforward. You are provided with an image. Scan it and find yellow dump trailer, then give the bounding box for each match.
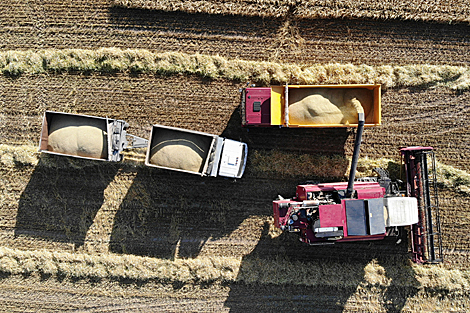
[241,84,381,127]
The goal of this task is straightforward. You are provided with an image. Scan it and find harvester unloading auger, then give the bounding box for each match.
[241,83,442,263]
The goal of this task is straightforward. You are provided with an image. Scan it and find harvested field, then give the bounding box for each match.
[1,0,470,311]
[1,1,470,65]
[114,0,470,23]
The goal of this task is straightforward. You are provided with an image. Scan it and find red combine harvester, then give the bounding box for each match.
[272,113,443,264]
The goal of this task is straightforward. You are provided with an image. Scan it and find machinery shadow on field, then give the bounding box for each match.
[15,154,120,249]
[221,106,351,156]
[109,107,351,259]
[108,169,253,259]
[224,222,420,312]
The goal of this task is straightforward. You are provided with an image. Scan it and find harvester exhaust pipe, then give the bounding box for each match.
[346,112,365,198]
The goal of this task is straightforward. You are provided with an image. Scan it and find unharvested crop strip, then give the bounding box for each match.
[113,0,470,24]
[1,49,470,90]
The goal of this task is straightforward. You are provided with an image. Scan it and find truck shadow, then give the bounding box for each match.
[108,168,303,259]
[223,221,420,312]
[15,154,119,249]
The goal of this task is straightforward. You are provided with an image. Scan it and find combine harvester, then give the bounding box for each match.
[242,84,442,263]
[39,111,247,178]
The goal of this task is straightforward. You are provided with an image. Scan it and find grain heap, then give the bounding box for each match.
[47,115,108,159]
[149,129,211,173]
[288,88,373,125]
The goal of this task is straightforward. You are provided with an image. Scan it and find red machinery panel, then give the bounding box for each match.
[296,182,382,201]
[356,187,385,199]
[245,88,271,126]
[319,204,346,229]
[273,200,292,228]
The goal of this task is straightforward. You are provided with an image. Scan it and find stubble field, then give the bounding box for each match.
[1,0,470,311]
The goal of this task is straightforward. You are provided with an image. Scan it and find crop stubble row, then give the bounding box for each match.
[2,74,469,170]
[1,0,469,65]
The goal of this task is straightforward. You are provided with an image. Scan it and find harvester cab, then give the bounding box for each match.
[39,111,148,162]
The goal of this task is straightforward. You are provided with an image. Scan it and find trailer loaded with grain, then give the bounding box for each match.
[241,84,381,127]
[39,111,247,178]
[145,124,247,178]
[39,111,148,162]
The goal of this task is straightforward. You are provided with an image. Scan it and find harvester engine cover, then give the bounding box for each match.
[273,181,418,245]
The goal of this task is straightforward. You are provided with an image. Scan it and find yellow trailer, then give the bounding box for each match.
[241,84,381,127]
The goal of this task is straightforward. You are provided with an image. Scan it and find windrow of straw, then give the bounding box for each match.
[1,49,470,90]
[113,0,470,24]
[0,245,469,296]
[2,144,469,194]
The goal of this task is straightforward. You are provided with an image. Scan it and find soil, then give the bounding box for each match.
[1,0,470,311]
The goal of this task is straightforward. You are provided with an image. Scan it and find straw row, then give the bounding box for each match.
[113,0,470,24]
[1,49,470,90]
[0,245,469,295]
[2,144,469,194]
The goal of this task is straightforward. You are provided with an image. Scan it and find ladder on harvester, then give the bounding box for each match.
[401,147,443,264]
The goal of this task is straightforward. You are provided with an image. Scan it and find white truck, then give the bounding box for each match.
[145,124,247,178]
